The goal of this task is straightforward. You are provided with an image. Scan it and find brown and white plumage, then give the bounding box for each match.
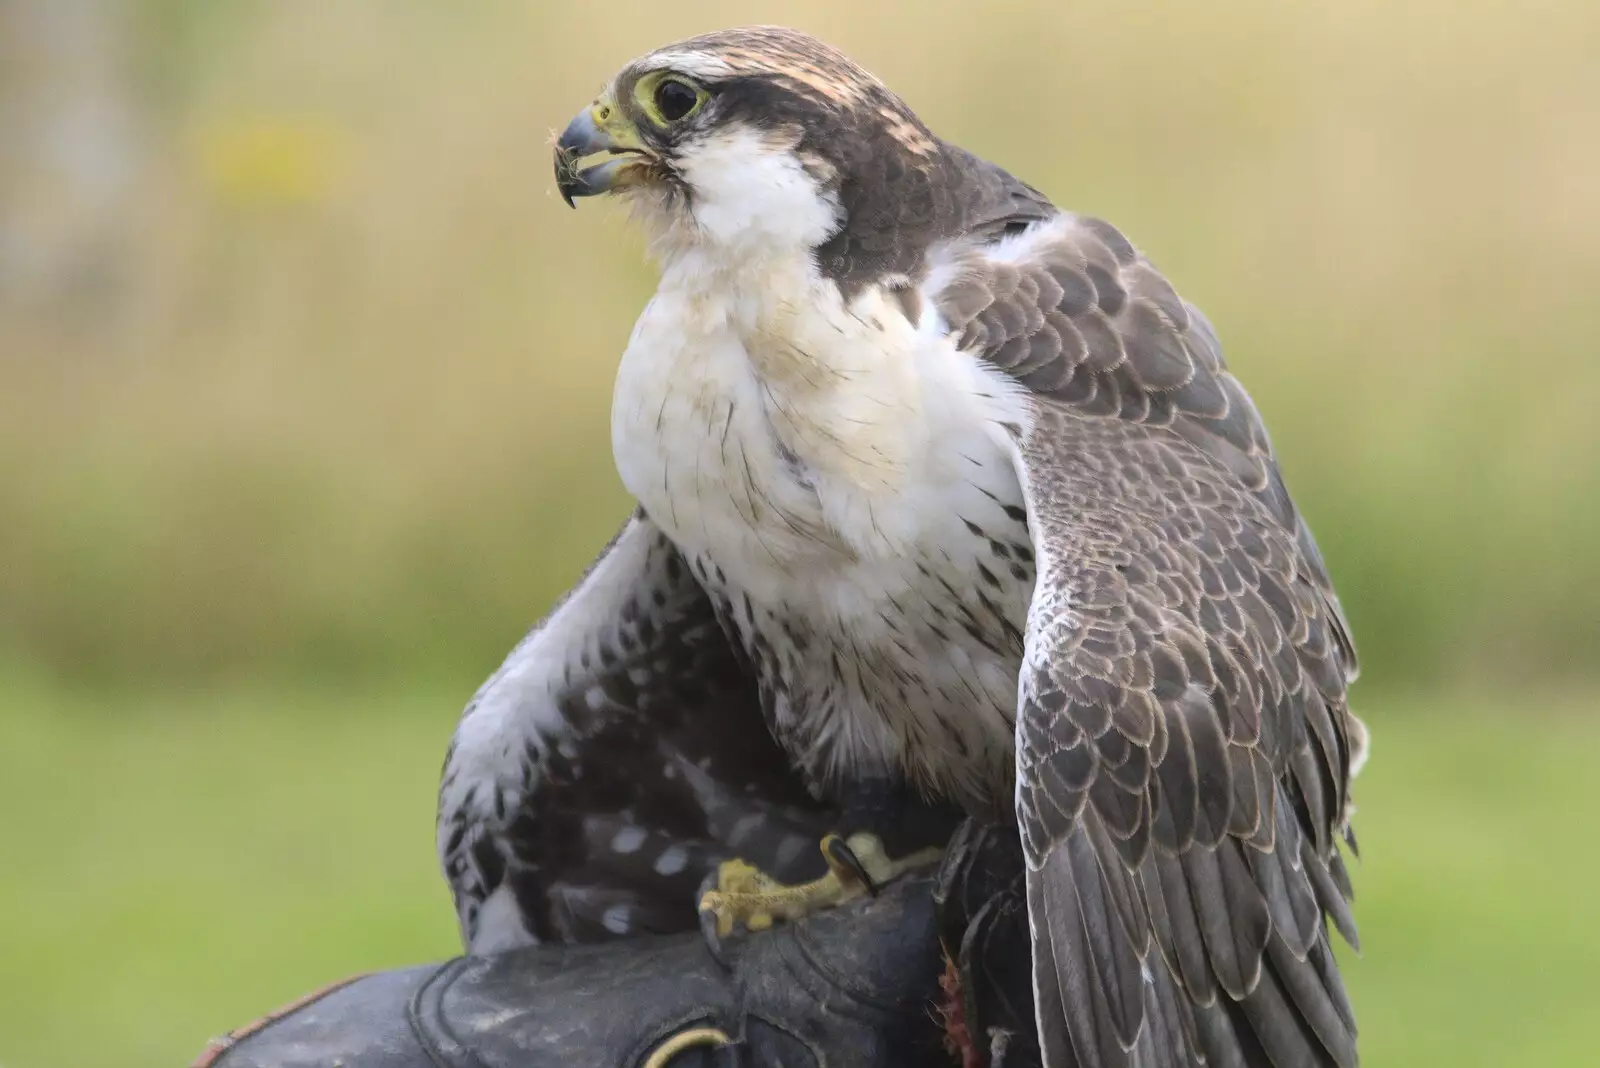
[442,26,1368,1066]
[960,218,1365,1067]
[437,514,834,950]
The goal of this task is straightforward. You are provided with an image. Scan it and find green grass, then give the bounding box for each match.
[0,675,461,1068]
[2,676,1596,1067]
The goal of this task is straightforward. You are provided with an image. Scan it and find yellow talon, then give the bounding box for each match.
[698,833,943,939]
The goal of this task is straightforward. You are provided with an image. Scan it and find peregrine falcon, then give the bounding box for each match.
[438,26,1368,1068]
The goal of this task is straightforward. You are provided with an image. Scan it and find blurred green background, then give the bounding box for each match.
[1,1,1596,1065]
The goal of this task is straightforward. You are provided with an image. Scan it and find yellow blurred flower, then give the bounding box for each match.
[191,116,345,208]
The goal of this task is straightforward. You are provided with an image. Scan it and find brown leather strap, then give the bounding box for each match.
[190,973,373,1068]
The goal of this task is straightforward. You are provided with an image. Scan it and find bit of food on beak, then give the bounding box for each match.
[552,106,652,207]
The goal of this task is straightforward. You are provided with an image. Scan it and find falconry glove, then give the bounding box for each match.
[193,824,1051,1068]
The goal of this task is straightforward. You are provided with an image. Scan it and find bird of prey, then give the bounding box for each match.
[438,26,1369,1068]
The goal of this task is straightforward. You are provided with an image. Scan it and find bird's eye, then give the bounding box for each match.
[633,72,708,128]
[653,78,701,123]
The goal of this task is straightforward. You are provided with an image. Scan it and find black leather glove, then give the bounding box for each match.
[194,879,949,1068]
[192,821,1040,1068]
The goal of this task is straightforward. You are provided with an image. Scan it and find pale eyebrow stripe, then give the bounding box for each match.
[633,51,734,80]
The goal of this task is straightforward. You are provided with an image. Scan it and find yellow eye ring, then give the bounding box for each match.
[635,72,707,127]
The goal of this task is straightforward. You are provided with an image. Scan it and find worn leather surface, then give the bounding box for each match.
[935,819,1042,1068]
[195,875,954,1068]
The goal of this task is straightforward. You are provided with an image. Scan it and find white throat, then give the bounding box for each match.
[625,124,840,269]
[609,122,1033,616]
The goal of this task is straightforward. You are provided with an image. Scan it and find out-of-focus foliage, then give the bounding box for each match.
[2,0,1595,689]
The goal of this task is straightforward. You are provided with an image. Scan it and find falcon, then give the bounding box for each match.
[438,26,1369,1068]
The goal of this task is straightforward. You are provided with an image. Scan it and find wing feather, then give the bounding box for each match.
[929,207,1364,1067]
[437,512,829,951]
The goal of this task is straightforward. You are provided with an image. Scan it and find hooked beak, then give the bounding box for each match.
[553,98,653,207]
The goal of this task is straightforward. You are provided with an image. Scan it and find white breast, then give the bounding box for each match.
[609,235,1037,803]
[613,246,1028,605]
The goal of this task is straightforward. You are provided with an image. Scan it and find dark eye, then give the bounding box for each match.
[654,78,699,122]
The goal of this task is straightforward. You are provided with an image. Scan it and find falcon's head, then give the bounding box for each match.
[553,27,1031,286]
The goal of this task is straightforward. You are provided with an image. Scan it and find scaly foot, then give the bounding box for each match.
[698,832,943,943]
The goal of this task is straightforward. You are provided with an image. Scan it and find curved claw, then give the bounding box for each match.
[696,869,733,970]
[822,833,880,896]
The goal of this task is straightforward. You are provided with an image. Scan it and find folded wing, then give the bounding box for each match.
[437,511,830,951]
[929,210,1365,1067]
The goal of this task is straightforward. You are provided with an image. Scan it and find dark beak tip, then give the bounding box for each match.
[553,146,580,209]
[553,110,629,208]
